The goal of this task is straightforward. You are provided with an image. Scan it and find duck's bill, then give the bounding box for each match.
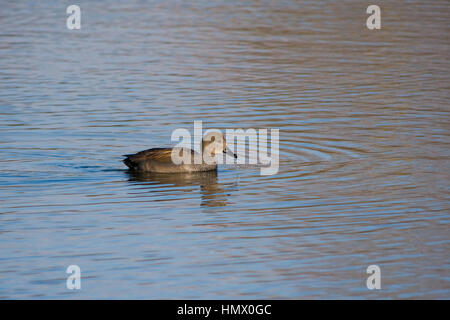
[223,148,237,159]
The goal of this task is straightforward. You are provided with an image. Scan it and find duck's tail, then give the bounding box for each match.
[122,155,138,170]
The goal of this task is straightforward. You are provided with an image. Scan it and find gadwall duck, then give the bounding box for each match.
[123,131,237,173]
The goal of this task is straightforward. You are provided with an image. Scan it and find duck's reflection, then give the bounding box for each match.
[126,170,228,207]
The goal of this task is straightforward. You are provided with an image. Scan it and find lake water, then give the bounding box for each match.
[0,0,449,299]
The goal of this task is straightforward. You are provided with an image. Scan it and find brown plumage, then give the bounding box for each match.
[123,132,237,173]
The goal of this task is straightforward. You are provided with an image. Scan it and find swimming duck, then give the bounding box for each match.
[123,131,237,173]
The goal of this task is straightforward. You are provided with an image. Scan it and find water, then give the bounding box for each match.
[0,0,449,299]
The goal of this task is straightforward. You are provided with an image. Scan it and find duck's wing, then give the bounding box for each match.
[123,148,172,162]
[123,147,196,169]
[122,148,171,170]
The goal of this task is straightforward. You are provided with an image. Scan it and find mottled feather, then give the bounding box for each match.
[123,147,197,171]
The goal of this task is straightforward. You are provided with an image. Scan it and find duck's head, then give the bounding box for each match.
[202,131,237,159]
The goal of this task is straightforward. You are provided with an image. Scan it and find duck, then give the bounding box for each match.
[123,131,237,173]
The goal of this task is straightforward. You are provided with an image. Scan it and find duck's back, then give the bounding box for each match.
[123,147,217,173]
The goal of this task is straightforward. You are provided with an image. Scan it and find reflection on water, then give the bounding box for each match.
[0,0,449,299]
[127,170,229,208]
